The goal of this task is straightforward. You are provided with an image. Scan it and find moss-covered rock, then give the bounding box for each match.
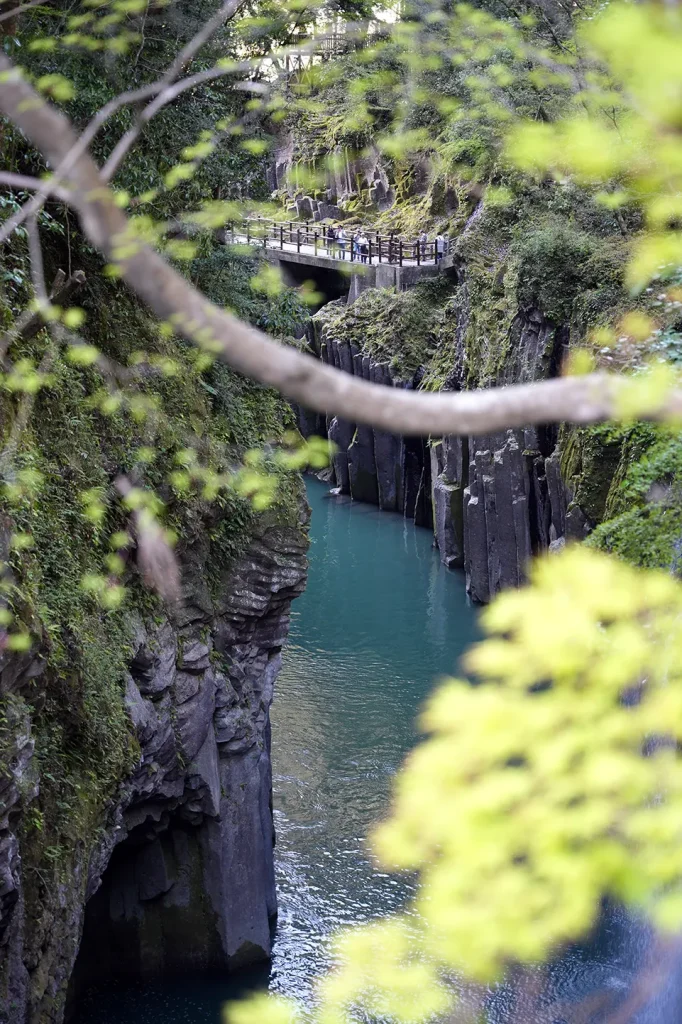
[314,276,455,381]
[585,427,682,572]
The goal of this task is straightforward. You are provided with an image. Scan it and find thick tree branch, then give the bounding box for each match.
[0,0,49,24]
[1,55,680,437]
[0,171,71,200]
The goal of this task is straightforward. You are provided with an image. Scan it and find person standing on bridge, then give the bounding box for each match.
[419,230,428,259]
[435,232,446,263]
[358,231,369,264]
[352,231,361,261]
[337,226,347,259]
[326,224,337,257]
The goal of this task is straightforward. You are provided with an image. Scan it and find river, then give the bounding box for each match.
[268,479,479,998]
[74,479,682,1023]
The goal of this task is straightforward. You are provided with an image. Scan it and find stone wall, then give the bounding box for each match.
[0,517,308,1023]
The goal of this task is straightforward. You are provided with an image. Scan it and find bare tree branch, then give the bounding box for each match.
[0,223,59,476]
[26,213,47,304]
[115,475,180,603]
[1,55,680,438]
[0,171,73,201]
[163,0,247,82]
[101,0,248,180]
[0,0,247,243]
[0,0,50,24]
[102,66,238,181]
[101,25,331,180]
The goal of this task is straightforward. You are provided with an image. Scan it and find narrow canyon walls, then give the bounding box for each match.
[0,518,308,1024]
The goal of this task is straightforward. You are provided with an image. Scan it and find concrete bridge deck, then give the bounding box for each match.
[229,227,454,297]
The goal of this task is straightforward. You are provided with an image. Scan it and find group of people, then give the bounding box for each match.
[322,225,447,264]
[324,226,369,262]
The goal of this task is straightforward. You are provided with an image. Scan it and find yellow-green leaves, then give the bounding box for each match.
[250,263,284,298]
[225,994,296,1024]
[615,361,679,421]
[506,2,682,292]
[3,358,53,394]
[318,919,449,1024]
[374,546,682,983]
[66,344,100,366]
[35,74,75,102]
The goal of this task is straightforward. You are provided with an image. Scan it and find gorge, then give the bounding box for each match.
[2,0,682,1021]
[70,480,682,1023]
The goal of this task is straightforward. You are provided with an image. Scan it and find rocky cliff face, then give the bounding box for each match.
[269,136,395,221]
[297,288,571,603]
[0,517,308,1024]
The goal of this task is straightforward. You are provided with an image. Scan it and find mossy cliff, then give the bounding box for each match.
[0,3,317,1016]
[0,238,309,1024]
[561,423,682,573]
[295,181,682,599]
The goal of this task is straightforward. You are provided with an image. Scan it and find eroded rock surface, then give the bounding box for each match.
[0,519,308,1023]
[299,300,570,603]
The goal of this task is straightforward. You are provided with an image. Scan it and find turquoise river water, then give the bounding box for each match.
[74,479,682,1023]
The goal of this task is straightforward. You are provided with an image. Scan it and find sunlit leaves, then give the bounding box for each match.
[614,361,679,421]
[66,343,100,366]
[81,573,126,609]
[505,3,682,292]
[318,919,449,1024]
[3,468,43,505]
[80,486,107,526]
[184,200,246,230]
[35,74,75,102]
[250,263,284,298]
[3,358,53,394]
[62,307,86,329]
[373,548,682,981]
[225,994,296,1024]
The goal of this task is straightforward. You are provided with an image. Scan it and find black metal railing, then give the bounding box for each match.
[225,218,454,267]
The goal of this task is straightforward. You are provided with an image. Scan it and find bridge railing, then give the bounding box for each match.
[225,218,454,266]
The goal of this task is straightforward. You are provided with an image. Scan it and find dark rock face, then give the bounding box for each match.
[0,521,308,1024]
[270,137,394,218]
[0,699,39,1022]
[297,321,432,527]
[300,303,571,603]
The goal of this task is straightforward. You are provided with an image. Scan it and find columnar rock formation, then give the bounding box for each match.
[0,518,308,1023]
[297,303,573,603]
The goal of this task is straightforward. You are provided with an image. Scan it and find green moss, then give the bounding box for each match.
[566,424,682,573]
[559,424,631,524]
[513,219,606,325]
[315,277,456,380]
[587,504,682,571]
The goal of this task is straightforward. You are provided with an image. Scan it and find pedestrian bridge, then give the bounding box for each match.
[226,219,455,300]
